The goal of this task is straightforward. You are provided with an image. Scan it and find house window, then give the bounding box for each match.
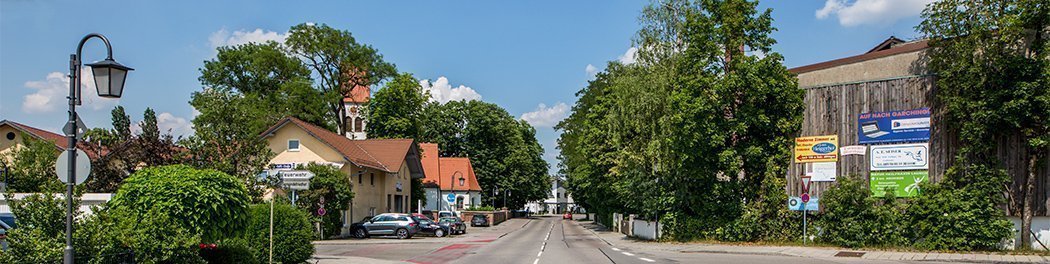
[358,171,363,184]
[345,117,353,134]
[370,173,375,186]
[354,118,364,132]
[287,139,300,152]
[5,132,14,140]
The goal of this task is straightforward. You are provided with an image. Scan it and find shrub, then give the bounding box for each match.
[109,207,205,264]
[199,238,259,264]
[817,175,908,248]
[109,165,251,242]
[295,163,353,239]
[0,193,69,263]
[716,172,801,242]
[907,165,1012,251]
[243,201,314,264]
[466,205,495,211]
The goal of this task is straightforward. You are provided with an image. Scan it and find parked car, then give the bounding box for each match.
[350,213,420,239]
[438,210,459,219]
[471,214,490,227]
[348,216,374,238]
[412,213,432,222]
[563,213,572,220]
[0,212,16,230]
[439,216,467,234]
[412,217,450,237]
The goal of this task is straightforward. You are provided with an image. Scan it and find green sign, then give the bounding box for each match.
[870,170,928,197]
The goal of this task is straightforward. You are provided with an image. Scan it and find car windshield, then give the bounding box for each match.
[473,215,486,220]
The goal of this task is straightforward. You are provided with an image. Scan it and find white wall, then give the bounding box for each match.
[1006,216,1050,250]
[632,219,662,240]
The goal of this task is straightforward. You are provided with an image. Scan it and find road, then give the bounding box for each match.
[314,216,952,264]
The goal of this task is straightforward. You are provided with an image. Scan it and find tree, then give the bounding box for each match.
[136,108,183,168]
[365,73,428,139]
[419,100,550,208]
[112,105,132,141]
[557,0,803,239]
[295,163,354,238]
[918,0,1049,249]
[141,108,159,140]
[189,41,329,198]
[285,23,397,135]
[4,134,62,192]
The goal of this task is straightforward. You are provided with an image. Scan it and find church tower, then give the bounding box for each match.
[344,85,369,140]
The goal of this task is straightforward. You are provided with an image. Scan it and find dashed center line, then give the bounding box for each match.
[611,248,621,251]
[639,257,655,262]
[622,252,636,256]
[533,222,556,264]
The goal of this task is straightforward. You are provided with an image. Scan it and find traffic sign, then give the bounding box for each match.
[279,170,314,190]
[446,193,456,203]
[787,196,819,211]
[62,114,88,138]
[55,149,91,185]
[801,175,812,193]
[800,193,810,203]
[317,208,327,216]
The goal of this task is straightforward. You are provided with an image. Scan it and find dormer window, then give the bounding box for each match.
[288,139,300,152]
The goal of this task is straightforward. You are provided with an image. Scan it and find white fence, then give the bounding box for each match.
[611,212,661,240]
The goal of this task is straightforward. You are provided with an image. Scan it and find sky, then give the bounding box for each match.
[0,0,933,175]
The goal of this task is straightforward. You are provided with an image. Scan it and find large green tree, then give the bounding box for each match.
[918,0,1048,249]
[286,23,397,135]
[365,72,429,209]
[558,0,803,240]
[4,134,62,192]
[188,41,328,198]
[419,100,550,208]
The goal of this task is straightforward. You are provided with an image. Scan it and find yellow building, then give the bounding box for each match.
[260,117,423,235]
[1,120,103,163]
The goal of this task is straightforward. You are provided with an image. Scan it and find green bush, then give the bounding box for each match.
[111,207,205,264]
[109,165,251,242]
[200,238,259,264]
[243,201,314,264]
[466,205,495,211]
[295,163,353,239]
[907,165,1012,251]
[0,193,69,263]
[716,172,801,242]
[817,175,908,248]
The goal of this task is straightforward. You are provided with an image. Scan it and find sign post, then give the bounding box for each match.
[800,175,812,245]
[279,170,314,205]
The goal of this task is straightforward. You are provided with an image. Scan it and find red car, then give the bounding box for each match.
[563,213,572,219]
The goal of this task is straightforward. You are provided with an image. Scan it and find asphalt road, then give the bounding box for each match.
[314,216,953,264]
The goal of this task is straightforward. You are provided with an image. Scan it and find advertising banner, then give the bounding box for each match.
[794,135,839,163]
[840,145,867,156]
[870,170,927,197]
[870,143,929,171]
[857,108,930,144]
[805,162,837,182]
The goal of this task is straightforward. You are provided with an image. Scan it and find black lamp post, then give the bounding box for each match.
[64,33,132,264]
[450,171,463,210]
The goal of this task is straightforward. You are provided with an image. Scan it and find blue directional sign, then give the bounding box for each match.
[788,196,819,211]
[446,193,456,203]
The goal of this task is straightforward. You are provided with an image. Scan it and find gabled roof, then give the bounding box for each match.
[260,116,423,178]
[419,142,482,191]
[0,120,102,160]
[867,36,905,53]
[789,38,929,74]
[342,87,370,104]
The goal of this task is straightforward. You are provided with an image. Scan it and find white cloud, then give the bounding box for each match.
[585,64,599,78]
[618,47,638,64]
[157,112,193,137]
[209,28,289,48]
[815,0,934,27]
[23,70,118,113]
[419,77,482,104]
[520,102,569,128]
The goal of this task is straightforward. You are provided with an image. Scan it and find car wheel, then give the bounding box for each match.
[435,229,445,237]
[355,228,368,238]
[396,228,409,239]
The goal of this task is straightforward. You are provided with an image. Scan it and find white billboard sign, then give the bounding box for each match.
[870,143,929,171]
[280,170,315,190]
[805,162,837,182]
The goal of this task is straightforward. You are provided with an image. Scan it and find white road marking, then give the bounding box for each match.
[622,252,635,256]
[532,259,539,264]
[611,248,621,251]
[639,257,655,262]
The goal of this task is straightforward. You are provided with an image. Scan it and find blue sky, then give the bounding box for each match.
[0,0,931,174]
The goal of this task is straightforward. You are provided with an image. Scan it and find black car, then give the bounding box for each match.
[471,214,489,227]
[348,216,374,238]
[439,217,466,234]
[412,217,451,237]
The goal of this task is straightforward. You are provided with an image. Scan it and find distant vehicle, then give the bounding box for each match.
[563,213,572,220]
[0,213,15,230]
[413,216,450,237]
[471,214,490,227]
[438,210,460,218]
[439,217,467,234]
[350,213,420,239]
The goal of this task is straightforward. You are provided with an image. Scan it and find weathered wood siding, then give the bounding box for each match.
[786,76,1050,216]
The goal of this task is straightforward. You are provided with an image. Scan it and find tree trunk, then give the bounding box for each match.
[1021,151,1038,250]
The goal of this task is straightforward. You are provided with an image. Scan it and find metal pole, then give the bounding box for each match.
[64,53,78,264]
[269,196,274,264]
[802,205,807,246]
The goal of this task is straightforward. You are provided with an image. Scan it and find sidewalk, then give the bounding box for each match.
[578,221,1050,263]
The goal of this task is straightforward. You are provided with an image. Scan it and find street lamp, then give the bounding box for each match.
[451,171,463,210]
[63,33,132,264]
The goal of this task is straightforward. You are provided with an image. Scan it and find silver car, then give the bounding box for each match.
[353,213,420,239]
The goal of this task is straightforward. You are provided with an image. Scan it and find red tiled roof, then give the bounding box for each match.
[342,86,370,104]
[789,39,929,74]
[260,117,422,177]
[0,120,103,159]
[419,142,482,191]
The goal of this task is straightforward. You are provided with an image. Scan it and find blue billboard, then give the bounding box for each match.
[857,108,930,144]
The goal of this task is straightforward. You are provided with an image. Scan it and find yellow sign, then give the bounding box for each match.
[794,135,839,163]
